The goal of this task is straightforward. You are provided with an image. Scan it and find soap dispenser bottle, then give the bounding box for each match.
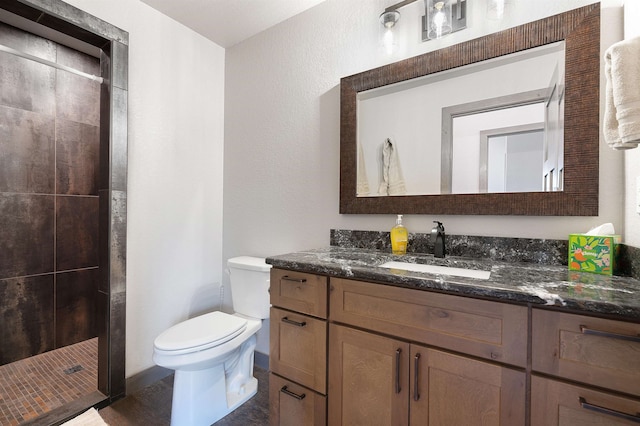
[390,214,408,255]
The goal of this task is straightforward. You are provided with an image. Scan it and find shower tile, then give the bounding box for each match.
[109,291,126,399]
[0,105,55,194]
[56,44,100,76]
[55,269,98,348]
[56,196,99,271]
[56,66,100,127]
[56,119,99,195]
[0,275,55,365]
[0,52,56,116]
[96,290,109,395]
[97,190,127,294]
[109,87,128,191]
[0,21,57,61]
[0,194,54,280]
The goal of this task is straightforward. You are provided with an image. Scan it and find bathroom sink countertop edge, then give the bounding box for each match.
[266,247,640,321]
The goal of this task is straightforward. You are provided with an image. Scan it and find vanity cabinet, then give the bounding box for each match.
[268,266,640,425]
[328,278,527,425]
[531,309,640,425]
[269,269,328,426]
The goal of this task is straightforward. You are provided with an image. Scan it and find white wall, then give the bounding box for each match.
[224,0,625,269]
[64,0,226,377]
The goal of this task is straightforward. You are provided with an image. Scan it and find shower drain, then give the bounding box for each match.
[63,365,84,375]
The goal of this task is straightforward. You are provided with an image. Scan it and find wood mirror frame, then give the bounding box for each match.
[340,3,600,215]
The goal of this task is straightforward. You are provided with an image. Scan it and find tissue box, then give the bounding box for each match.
[568,234,621,275]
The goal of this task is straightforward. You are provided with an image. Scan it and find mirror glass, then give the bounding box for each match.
[340,4,600,215]
[357,42,565,197]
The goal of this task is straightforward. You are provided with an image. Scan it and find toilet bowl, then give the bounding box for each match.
[153,256,271,426]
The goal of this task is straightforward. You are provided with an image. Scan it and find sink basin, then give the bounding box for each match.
[379,261,491,280]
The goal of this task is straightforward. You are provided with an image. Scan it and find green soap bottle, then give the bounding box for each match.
[390,214,408,255]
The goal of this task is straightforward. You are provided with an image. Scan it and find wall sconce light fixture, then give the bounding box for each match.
[379,8,401,54]
[423,0,467,40]
[379,0,467,51]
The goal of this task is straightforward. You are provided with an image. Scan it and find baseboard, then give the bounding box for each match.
[126,365,173,395]
[255,351,269,370]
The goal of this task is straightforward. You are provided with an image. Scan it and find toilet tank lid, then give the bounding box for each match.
[227,256,272,272]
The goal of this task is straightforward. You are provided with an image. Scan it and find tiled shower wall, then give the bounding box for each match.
[0,22,100,365]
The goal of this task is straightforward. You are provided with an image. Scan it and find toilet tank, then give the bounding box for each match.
[227,256,272,319]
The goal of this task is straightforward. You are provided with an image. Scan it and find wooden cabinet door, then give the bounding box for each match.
[270,307,327,393]
[531,375,640,425]
[328,324,409,426]
[269,373,327,426]
[410,345,526,425]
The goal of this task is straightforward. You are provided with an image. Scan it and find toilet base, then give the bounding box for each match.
[170,367,258,426]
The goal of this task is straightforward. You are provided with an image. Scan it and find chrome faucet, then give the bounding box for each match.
[431,221,446,258]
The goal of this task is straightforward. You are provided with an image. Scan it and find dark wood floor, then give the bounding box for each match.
[99,366,269,425]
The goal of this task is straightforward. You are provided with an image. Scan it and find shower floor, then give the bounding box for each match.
[0,338,98,425]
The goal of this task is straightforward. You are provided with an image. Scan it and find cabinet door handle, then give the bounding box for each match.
[413,353,421,401]
[395,348,402,394]
[580,325,640,343]
[282,317,306,327]
[579,397,640,423]
[282,276,307,283]
[281,385,306,400]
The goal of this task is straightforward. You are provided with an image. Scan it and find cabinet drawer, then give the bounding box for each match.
[270,269,328,318]
[532,309,640,396]
[269,373,326,426]
[531,375,640,425]
[330,278,528,367]
[270,307,327,393]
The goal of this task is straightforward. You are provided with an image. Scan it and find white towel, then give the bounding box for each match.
[604,36,640,150]
[357,142,370,196]
[61,408,108,426]
[378,138,407,196]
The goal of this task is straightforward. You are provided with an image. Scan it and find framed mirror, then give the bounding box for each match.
[340,4,600,215]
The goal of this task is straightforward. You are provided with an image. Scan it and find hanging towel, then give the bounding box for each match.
[604,36,640,150]
[357,142,370,196]
[378,138,407,196]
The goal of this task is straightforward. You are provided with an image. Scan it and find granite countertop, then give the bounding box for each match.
[266,246,640,321]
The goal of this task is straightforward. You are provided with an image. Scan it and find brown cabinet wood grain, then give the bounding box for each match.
[531,375,640,425]
[270,268,328,319]
[330,277,528,367]
[328,323,526,426]
[328,323,409,426]
[269,307,327,394]
[410,345,526,425]
[269,373,326,426]
[532,309,640,397]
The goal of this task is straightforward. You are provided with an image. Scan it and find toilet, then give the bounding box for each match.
[153,256,271,426]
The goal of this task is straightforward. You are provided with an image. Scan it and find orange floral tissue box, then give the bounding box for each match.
[568,234,621,275]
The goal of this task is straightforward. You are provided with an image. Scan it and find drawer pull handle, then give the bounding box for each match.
[413,353,421,401]
[282,317,306,327]
[282,276,307,283]
[395,348,402,394]
[579,397,640,423]
[580,325,640,343]
[281,385,306,400]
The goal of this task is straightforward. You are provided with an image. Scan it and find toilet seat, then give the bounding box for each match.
[154,311,247,355]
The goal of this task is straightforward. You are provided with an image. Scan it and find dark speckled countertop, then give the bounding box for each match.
[266,246,640,321]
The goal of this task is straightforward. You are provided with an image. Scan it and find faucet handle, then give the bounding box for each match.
[431,221,444,242]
